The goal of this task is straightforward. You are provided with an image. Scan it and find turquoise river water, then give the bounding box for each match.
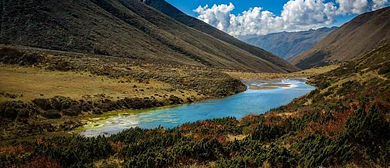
[80,78,315,137]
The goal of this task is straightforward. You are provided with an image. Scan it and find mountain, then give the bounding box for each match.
[291,7,390,69]
[238,27,337,60]
[141,0,299,72]
[0,0,297,73]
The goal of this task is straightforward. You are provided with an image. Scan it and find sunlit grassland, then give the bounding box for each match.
[0,65,201,103]
[225,64,339,79]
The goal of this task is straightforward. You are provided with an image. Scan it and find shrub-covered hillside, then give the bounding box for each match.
[1,43,390,167]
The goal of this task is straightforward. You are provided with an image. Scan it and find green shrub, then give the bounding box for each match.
[34,136,114,167]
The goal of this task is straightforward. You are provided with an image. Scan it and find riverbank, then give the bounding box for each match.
[76,78,314,137]
[0,47,245,141]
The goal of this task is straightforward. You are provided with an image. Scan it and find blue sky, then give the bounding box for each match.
[165,0,387,36]
[166,0,291,16]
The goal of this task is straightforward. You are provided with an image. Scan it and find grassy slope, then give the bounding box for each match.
[2,42,390,167]
[291,7,390,69]
[142,0,299,72]
[0,0,293,73]
[0,65,194,102]
[115,0,285,73]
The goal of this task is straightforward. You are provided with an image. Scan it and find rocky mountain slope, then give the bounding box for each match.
[239,27,337,60]
[0,0,297,73]
[142,0,299,72]
[291,7,390,69]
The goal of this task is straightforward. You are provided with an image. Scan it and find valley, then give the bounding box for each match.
[1,41,389,167]
[0,45,326,141]
[0,0,389,167]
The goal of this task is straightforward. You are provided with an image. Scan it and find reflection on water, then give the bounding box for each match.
[80,78,315,137]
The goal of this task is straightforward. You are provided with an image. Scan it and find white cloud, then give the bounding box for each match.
[193,0,389,36]
[194,3,235,32]
[372,0,388,9]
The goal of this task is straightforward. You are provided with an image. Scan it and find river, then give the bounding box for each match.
[79,78,315,137]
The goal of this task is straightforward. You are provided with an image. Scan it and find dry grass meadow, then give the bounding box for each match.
[0,65,200,102]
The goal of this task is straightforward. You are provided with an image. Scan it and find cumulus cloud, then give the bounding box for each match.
[193,0,389,36]
[372,0,388,9]
[194,3,235,32]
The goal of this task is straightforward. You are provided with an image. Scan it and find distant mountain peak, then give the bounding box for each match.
[239,27,337,61]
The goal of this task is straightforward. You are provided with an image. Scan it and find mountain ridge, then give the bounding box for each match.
[142,0,300,72]
[239,27,337,60]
